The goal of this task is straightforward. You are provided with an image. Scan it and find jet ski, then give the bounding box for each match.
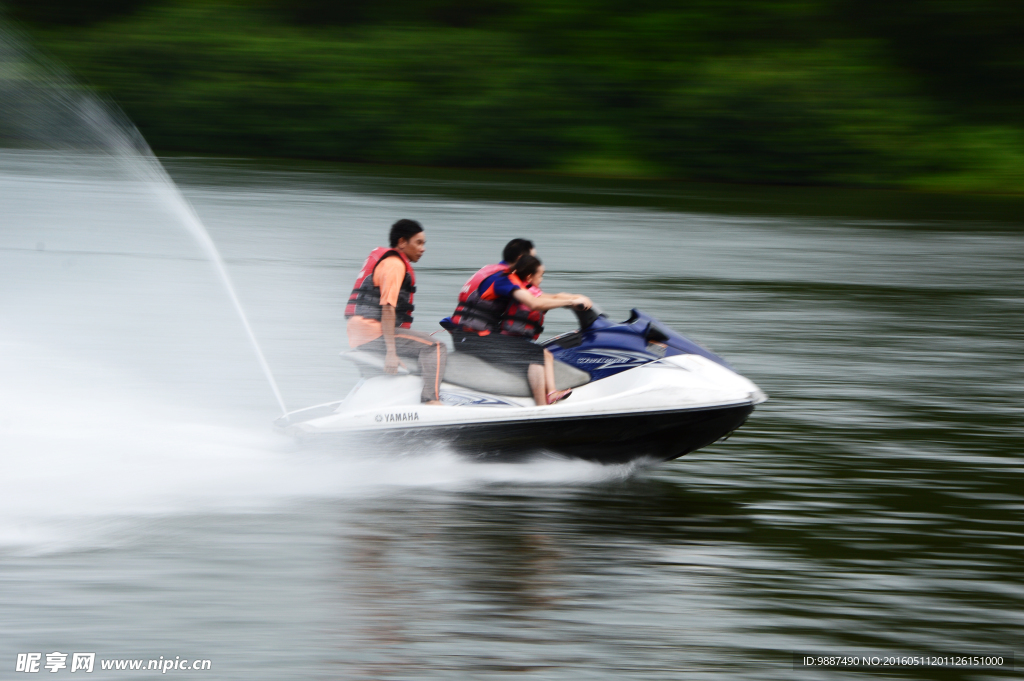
[276,307,766,464]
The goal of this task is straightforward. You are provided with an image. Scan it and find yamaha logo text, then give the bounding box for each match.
[375,412,420,423]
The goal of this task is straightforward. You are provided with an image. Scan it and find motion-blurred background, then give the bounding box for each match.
[3,4,1024,679]
[6,0,1024,192]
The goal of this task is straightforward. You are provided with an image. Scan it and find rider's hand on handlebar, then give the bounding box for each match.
[572,295,593,310]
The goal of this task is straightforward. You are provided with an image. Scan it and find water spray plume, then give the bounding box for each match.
[0,23,288,415]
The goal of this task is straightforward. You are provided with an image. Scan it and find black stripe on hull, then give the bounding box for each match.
[368,404,755,464]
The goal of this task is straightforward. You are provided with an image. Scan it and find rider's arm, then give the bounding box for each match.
[511,288,591,311]
[376,258,407,374]
[381,305,402,373]
[381,304,397,352]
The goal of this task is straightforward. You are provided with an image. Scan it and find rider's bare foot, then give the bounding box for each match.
[546,389,572,405]
[422,400,445,406]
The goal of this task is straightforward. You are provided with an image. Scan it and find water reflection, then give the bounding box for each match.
[325,483,759,677]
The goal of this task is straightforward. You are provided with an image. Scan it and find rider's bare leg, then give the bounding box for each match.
[543,349,557,394]
[528,363,547,406]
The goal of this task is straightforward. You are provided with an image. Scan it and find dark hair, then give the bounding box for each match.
[389,219,424,248]
[502,238,534,264]
[511,255,542,280]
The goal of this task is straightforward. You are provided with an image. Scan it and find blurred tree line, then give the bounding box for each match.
[5,0,1024,191]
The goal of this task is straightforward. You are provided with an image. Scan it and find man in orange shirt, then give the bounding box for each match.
[345,219,447,404]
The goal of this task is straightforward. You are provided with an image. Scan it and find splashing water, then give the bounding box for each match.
[0,23,637,554]
[0,24,288,414]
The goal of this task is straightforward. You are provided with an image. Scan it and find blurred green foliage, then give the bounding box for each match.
[5,0,1024,191]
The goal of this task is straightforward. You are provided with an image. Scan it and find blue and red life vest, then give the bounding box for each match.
[345,247,416,327]
[451,266,545,339]
[450,263,509,335]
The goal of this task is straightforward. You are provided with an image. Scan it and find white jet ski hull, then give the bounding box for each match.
[278,354,766,464]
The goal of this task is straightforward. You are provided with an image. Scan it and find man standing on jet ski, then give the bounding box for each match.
[446,254,591,406]
[345,219,447,404]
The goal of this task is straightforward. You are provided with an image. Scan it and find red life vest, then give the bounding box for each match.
[501,285,545,340]
[344,247,416,327]
[457,263,507,303]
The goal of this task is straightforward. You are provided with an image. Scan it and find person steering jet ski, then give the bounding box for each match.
[345,219,447,404]
[456,238,536,304]
[497,256,565,401]
[447,255,591,406]
[438,236,536,344]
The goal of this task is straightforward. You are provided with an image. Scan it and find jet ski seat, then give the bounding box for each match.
[343,349,590,398]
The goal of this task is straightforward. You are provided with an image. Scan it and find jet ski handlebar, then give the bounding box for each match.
[572,304,607,330]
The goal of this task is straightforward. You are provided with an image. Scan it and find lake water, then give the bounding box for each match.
[1,153,1021,679]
